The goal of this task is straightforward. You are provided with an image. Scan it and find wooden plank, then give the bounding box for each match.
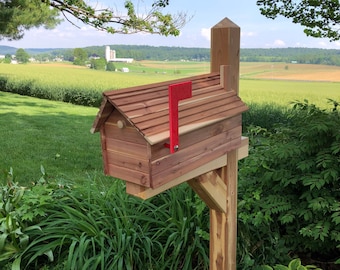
[141,100,246,138]
[104,123,146,145]
[149,116,241,160]
[106,150,149,173]
[144,102,247,142]
[105,137,147,158]
[91,97,114,133]
[220,65,232,92]
[126,155,227,199]
[211,18,240,95]
[210,18,241,270]
[107,164,150,187]
[225,150,238,270]
[151,136,241,188]
[133,92,237,131]
[210,209,227,270]
[105,73,220,104]
[151,126,241,175]
[129,87,228,124]
[188,171,227,213]
[146,114,241,146]
[100,126,109,175]
[238,136,249,160]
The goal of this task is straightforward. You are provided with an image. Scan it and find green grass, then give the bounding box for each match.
[0,91,106,184]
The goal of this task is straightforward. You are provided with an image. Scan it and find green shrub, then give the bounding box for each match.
[0,74,103,107]
[106,62,116,71]
[0,167,55,269]
[2,169,209,270]
[259,258,321,270]
[238,99,340,267]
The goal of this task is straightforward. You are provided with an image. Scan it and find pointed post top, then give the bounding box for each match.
[210,17,240,94]
[212,17,240,29]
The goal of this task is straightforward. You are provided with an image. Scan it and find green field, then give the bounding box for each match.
[1,61,339,105]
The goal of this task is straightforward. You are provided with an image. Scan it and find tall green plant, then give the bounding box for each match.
[238,100,340,266]
[14,178,209,270]
[0,167,54,268]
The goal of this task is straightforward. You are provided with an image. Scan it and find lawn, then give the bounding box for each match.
[0,91,107,184]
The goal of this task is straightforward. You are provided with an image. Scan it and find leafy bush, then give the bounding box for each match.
[238,99,340,267]
[0,74,102,107]
[106,62,116,71]
[260,258,321,270]
[1,169,209,270]
[0,167,55,269]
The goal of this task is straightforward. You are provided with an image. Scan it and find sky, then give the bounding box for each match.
[1,0,340,49]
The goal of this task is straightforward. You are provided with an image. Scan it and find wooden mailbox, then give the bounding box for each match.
[92,18,248,270]
[91,65,247,197]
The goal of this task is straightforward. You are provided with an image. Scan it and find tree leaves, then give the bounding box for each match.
[256,0,340,41]
[1,0,187,40]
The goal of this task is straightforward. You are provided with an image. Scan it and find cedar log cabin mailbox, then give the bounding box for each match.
[91,65,248,198]
[92,18,249,270]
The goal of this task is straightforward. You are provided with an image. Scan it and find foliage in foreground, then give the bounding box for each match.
[1,98,340,269]
[0,168,209,270]
[238,99,340,267]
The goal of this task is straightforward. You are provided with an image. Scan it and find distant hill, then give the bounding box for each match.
[0,45,17,55]
[0,45,65,55]
[1,45,339,66]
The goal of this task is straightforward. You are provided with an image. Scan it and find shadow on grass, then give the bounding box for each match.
[0,105,106,185]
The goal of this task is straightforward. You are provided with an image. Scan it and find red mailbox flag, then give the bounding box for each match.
[167,81,192,153]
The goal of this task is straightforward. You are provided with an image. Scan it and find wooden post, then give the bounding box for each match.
[210,18,240,270]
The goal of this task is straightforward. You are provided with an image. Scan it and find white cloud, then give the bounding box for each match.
[200,28,211,41]
[273,39,286,47]
[241,31,257,37]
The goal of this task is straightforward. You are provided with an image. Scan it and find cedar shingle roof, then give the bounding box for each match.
[91,65,248,144]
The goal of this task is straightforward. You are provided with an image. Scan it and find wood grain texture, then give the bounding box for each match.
[91,66,247,144]
[188,171,227,213]
[126,155,227,199]
[210,18,241,270]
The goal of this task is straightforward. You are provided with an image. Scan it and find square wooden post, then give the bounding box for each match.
[210,18,240,270]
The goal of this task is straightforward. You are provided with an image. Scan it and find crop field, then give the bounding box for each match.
[240,62,340,82]
[0,61,339,108]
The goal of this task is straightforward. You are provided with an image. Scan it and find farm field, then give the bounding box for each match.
[240,62,340,82]
[0,61,339,108]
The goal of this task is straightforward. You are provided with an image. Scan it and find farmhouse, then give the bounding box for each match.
[105,46,133,63]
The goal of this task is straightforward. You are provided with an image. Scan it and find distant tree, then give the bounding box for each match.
[15,48,29,63]
[0,0,187,41]
[257,0,340,41]
[73,48,88,66]
[90,58,106,70]
[106,62,116,72]
[4,54,12,64]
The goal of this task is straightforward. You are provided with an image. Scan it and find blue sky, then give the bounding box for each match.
[1,0,340,49]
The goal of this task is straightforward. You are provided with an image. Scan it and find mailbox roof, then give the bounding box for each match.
[91,66,248,145]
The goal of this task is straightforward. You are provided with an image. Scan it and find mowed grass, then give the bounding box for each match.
[0,91,108,184]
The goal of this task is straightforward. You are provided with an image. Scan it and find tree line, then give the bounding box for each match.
[1,45,340,66]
